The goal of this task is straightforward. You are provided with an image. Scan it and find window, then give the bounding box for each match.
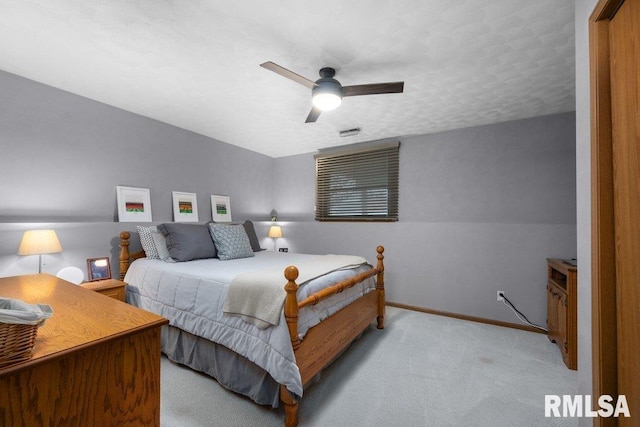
[315,141,399,221]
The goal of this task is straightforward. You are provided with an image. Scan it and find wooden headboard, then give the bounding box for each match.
[118,231,146,280]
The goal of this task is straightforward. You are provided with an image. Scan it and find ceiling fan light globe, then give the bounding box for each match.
[313,93,342,111]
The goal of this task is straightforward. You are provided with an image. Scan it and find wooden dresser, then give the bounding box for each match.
[0,274,168,426]
[546,259,577,370]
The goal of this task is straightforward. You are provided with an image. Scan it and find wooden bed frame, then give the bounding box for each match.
[118,231,385,427]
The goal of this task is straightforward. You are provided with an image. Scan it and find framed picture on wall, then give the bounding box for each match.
[172,191,199,222]
[116,186,152,222]
[87,257,111,281]
[211,195,232,222]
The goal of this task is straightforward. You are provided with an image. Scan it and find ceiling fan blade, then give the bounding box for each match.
[342,82,404,97]
[260,61,318,89]
[305,107,322,123]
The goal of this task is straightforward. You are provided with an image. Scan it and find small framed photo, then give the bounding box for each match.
[211,195,232,222]
[116,186,152,222]
[87,257,111,282]
[172,191,199,222]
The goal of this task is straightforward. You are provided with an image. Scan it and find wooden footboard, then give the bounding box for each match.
[281,246,385,427]
[118,232,385,427]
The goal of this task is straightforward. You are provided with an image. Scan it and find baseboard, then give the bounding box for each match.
[386,301,547,334]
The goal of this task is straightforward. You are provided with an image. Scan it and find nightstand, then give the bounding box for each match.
[81,279,126,302]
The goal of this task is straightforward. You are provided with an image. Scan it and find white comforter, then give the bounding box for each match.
[124,251,376,398]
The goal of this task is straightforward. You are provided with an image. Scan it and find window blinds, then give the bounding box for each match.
[315,141,399,221]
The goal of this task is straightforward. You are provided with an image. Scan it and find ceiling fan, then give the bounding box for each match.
[260,61,404,123]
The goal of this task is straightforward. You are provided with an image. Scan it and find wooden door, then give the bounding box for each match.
[609,0,640,421]
[591,0,639,424]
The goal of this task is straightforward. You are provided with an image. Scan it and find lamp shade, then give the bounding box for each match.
[268,225,283,238]
[18,230,63,256]
[312,92,342,111]
[312,79,343,111]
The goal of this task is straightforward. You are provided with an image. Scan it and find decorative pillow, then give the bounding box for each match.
[242,220,264,252]
[208,223,255,261]
[136,225,160,260]
[151,230,175,263]
[157,223,217,262]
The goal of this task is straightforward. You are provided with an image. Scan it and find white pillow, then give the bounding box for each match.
[151,230,175,263]
[136,225,160,259]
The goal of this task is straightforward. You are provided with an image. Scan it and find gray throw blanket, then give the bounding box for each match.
[223,254,368,328]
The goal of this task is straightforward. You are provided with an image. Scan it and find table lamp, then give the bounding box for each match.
[268,225,282,251]
[18,229,63,273]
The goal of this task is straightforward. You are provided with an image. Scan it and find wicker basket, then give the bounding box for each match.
[0,321,39,368]
[0,298,52,369]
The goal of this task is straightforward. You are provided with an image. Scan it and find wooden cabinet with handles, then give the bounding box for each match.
[546,259,577,370]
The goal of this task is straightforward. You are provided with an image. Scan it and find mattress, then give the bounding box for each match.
[124,251,376,399]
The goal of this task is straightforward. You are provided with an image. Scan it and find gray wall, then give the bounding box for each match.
[0,70,274,279]
[575,0,597,421]
[273,113,577,326]
[0,69,578,331]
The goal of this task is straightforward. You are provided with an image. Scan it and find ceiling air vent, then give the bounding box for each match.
[339,127,361,137]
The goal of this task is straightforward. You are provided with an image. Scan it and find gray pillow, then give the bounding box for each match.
[242,220,263,252]
[208,223,255,261]
[157,223,217,262]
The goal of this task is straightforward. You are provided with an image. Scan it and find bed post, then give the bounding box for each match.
[280,385,298,427]
[283,266,301,350]
[282,265,300,427]
[376,245,385,329]
[119,231,131,280]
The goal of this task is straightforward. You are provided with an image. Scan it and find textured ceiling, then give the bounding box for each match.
[0,0,575,158]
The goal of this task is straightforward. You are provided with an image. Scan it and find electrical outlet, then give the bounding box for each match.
[497,291,505,302]
[279,248,288,253]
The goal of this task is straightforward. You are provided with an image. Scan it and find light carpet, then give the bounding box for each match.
[161,306,577,426]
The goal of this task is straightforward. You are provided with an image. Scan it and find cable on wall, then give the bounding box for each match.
[501,295,548,332]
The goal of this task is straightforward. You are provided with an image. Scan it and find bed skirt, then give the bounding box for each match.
[161,325,281,407]
[160,323,369,410]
